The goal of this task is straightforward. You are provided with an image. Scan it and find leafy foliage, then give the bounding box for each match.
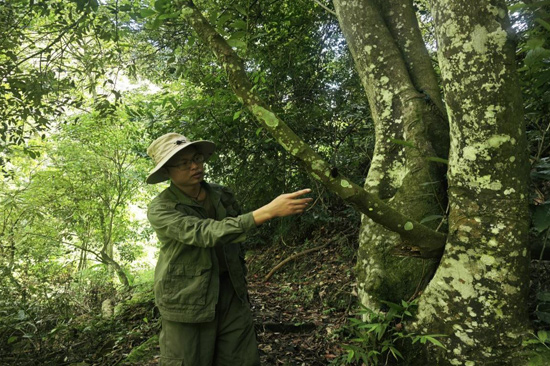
[132,0,372,245]
[536,291,550,326]
[0,0,129,166]
[522,330,550,365]
[332,300,446,365]
[509,1,550,259]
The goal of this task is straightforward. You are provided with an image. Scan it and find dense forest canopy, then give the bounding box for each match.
[1,0,550,365]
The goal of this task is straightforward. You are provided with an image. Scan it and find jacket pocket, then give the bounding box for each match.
[161,263,212,306]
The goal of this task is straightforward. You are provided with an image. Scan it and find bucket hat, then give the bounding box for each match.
[146,133,216,184]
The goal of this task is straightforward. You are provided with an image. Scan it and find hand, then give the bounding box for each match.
[253,189,313,225]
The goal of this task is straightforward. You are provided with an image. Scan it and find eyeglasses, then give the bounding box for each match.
[166,153,205,171]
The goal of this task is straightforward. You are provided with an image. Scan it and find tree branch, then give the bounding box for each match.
[176,1,446,256]
[264,243,329,281]
[312,0,337,16]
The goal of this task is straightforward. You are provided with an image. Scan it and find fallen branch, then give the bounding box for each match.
[264,243,329,282]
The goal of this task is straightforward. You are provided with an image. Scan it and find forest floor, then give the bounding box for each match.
[3,234,550,365]
[117,230,359,366]
[247,235,357,366]
[0,229,358,366]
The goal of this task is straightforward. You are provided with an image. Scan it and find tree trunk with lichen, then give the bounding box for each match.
[171,0,533,363]
[332,0,448,307]
[411,1,531,364]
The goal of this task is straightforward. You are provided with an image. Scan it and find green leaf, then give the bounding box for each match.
[424,335,447,349]
[525,48,550,69]
[227,38,247,49]
[525,38,546,51]
[533,204,550,232]
[231,20,248,30]
[154,0,169,13]
[89,0,99,11]
[16,310,26,320]
[234,4,248,16]
[255,127,263,136]
[389,346,403,359]
[390,138,416,149]
[535,18,550,32]
[140,9,156,18]
[346,348,354,362]
[231,31,248,40]
[538,330,548,343]
[536,310,550,324]
[73,0,87,12]
[531,169,550,181]
[7,336,18,344]
[150,16,163,30]
[217,14,232,29]
[233,110,242,120]
[537,291,550,302]
[420,214,443,224]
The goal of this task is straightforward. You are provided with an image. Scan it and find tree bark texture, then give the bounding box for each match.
[413,1,531,364]
[332,0,448,307]
[172,0,533,363]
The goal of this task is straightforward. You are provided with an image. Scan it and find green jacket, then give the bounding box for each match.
[147,181,256,323]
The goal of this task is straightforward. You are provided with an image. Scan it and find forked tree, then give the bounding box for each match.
[165,0,531,364]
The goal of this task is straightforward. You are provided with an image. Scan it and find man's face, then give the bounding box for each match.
[165,147,205,187]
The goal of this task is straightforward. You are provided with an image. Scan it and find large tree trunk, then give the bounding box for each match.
[170,0,533,363]
[412,1,531,364]
[332,0,448,307]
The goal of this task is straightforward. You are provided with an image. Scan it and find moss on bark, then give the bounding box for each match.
[333,0,447,308]
[412,1,532,364]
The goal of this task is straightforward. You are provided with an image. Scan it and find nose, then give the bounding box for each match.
[190,160,200,170]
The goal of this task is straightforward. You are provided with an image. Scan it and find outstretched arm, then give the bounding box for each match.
[253,189,312,226]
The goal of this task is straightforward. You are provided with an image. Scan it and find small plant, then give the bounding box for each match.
[535,292,550,326]
[522,330,550,365]
[523,330,550,349]
[332,299,447,365]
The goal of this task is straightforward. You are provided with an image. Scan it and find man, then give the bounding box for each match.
[146,133,312,366]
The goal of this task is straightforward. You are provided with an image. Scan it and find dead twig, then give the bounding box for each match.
[264,243,329,282]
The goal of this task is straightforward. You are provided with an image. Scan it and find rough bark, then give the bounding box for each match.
[332,0,448,307]
[412,1,531,364]
[176,0,447,254]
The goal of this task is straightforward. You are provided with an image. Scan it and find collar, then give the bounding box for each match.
[168,181,222,209]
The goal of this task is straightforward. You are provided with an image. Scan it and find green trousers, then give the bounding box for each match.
[159,274,261,366]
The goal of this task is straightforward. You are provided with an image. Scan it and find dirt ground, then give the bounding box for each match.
[248,241,356,366]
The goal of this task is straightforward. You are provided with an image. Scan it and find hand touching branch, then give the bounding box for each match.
[253,189,313,226]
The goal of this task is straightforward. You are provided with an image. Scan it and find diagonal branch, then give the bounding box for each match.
[177,1,446,256]
[313,0,337,16]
